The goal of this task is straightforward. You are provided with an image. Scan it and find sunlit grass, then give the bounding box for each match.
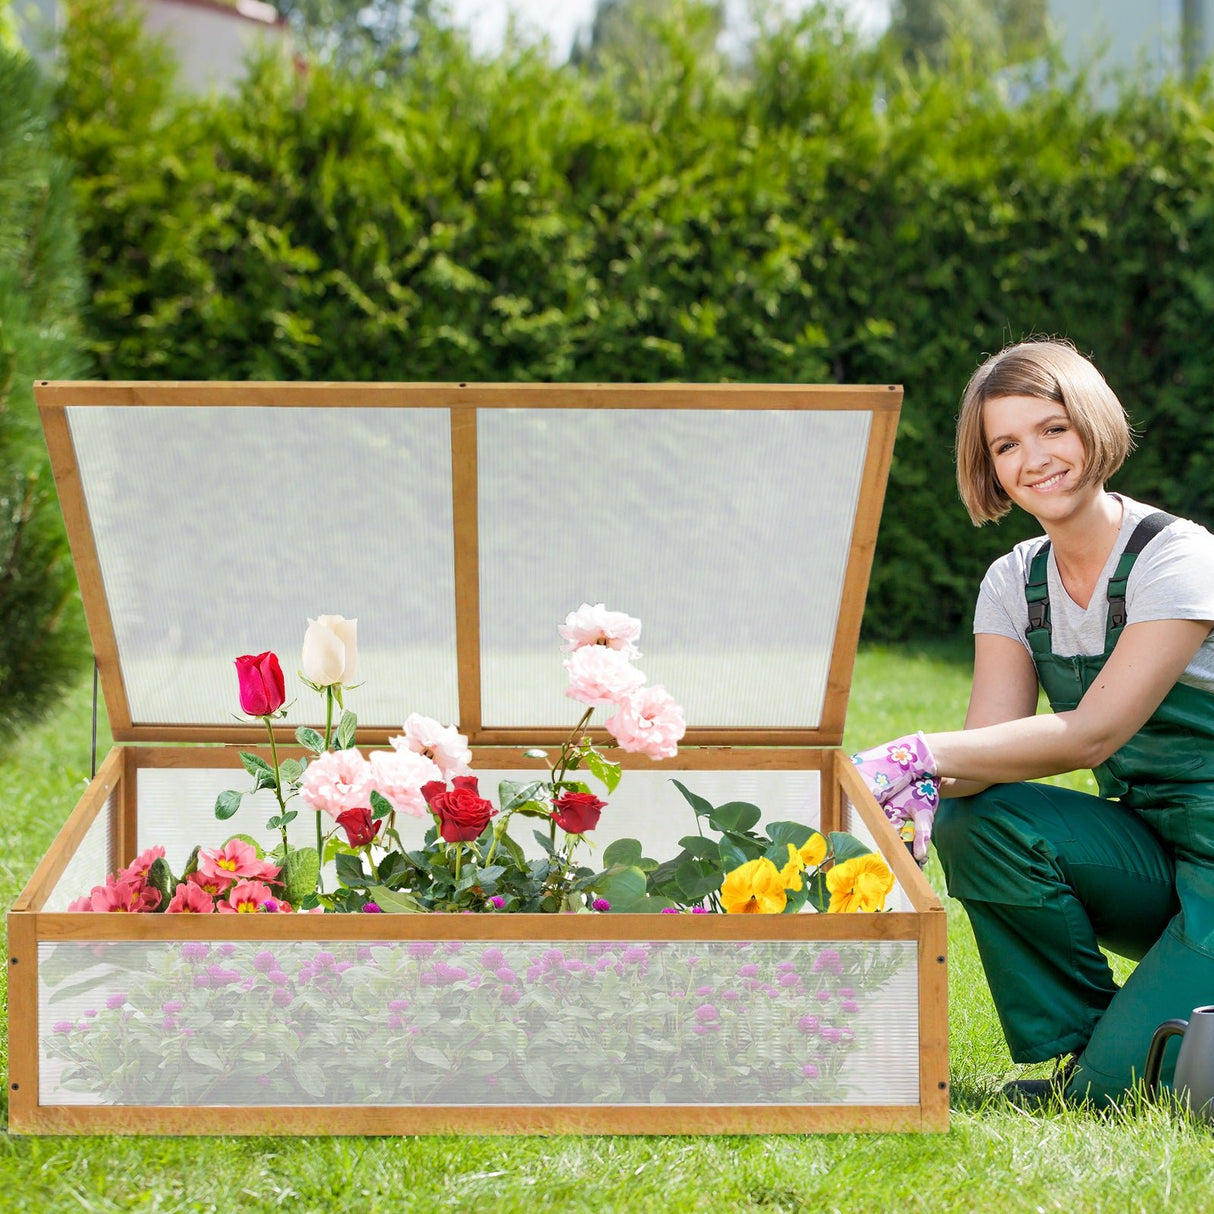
[3,651,1212,1213]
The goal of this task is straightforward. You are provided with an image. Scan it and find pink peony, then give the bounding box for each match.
[167,882,216,914]
[395,714,472,778]
[369,746,442,817]
[563,645,646,707]
[299,747,373,819]
[605,684,686,760]
[216,880,279,914]
[558,603,643,659]
[198,838,280,885]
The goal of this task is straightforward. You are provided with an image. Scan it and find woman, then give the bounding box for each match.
[853,339,1214,1106]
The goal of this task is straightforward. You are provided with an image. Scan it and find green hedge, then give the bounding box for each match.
[52,4,1214,640]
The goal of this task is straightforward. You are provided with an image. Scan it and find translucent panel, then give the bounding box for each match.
[132,766,824,888]
[39,938,918,1107]
[477,409,870,728]
[844,790,913,913]
[67,406,458,728]
[43,788,115,912]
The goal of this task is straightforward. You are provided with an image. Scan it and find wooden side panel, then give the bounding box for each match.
[11,748,123,914]
[6,913,39,1133]
[37,405,132,735]
[13,1102,938,1136]
[450,407,482,736]
[918,907,950,1129]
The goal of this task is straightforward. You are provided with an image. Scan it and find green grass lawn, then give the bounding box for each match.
[2,645,1211,1213]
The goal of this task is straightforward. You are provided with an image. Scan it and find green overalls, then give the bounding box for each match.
[934,512,1214,1104]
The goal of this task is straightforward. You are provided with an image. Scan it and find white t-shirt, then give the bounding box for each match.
[973,494,1214,694]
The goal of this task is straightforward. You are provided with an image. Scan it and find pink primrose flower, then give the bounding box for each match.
[198,838,280,884]
[558,603,643,659]
[299,747,373,819]
[66,895,93,912]
[563,645,646,707]
[119,844,166,882]
[216,880,278,914]
[368,746,442,818]
[187,870,235,898]
[166,882,216,914]
[395,714,472,778]
[604,684,686,760]
[90,875,160,913]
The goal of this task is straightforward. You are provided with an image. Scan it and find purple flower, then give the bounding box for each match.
[621,947,648,964]
[269,971,289,986]
[253,951,277,972]
[409,942,436,958]
[501,986,521,1006]
[660,907,680,914]
[812,950,843,976]
[695,1003,719,1023]
[162,1000,185,1014]
[182,942,209,961]
[737,964,759,978]
[815,990,831,1002]
[495,967,518,983]
[722,989,740,1002]
[820,1026,844,1043]
[802,1063,820,1079]
[488,896,506,909]
[592,898,611,912]
[52,1021,74,1034]
[839,987,855,998]
[363,902,383,913]
[482,948,506,970]
[798,1015,820,1034]
[272,988,293,1008]
[695,985,714,996]
[218,943,236,957]
[690,906,710,914]
[841,1000,859,1012]
[105,993,127,1010]
[779,972,799,988]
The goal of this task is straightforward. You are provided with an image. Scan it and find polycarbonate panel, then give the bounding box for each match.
[477,409,870,728]
[67,405,458,728]
[43,787,115,912]
[39,937,918,1106]
[132,766,825,889]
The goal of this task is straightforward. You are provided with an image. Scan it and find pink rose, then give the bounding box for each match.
[563,645,646,707]
[235,651,286,716]
[369,746,442,818]
[299,747,373,819]
[396,714,472,778]
[422,775,495,843]
[558,603,642,659]
[605,684,686,760]
[552,791,606,834]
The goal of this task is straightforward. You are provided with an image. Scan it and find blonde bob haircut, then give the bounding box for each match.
[955,339,1134,525]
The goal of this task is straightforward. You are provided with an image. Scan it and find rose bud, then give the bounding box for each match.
[335,807,381,849]
[235,652,286,716]
[551,791,606,834]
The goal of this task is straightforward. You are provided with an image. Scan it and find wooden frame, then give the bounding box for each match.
[36,381,901,748]
[10,380,949,1136]
[9,745,947,1136]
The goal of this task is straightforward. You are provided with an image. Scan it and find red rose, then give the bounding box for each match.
[336,807,381,849]
[423,775,494,843]
[235,651,285,717]
[552,791,606,834]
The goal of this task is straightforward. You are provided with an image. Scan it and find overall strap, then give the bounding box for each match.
[1105,511,1178,641]
[1024,540,1053,658]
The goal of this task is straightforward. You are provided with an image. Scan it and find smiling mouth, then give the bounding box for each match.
[1028,472,1066,491]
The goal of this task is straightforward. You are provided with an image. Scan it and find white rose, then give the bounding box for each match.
[301,614,358,686]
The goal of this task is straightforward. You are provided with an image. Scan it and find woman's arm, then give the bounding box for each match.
[931,617,1212,790]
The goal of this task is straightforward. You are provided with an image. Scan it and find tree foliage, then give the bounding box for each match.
[886,0,1048,70]
[0,45,92,736]
[49,2,1214,642]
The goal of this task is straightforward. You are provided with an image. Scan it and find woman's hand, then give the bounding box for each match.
[882,776,940,865]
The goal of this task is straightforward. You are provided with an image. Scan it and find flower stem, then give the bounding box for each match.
[263,715,289,853]
[315,686,336,895]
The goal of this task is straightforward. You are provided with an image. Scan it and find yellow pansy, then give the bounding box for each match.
[825,853,895,913]
[778,833,828,892]
[721,858,788,914]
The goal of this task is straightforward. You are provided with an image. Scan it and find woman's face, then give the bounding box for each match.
[983,394,1092,523]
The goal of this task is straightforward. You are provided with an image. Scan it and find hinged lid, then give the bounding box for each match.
[38,382,900,747]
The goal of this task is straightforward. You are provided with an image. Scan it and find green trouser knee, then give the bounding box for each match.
[934,782,1214,1102]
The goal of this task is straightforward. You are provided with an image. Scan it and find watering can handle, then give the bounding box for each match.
[1143,1018,1189,1098]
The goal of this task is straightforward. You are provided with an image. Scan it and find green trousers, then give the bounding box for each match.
[935,782,1214,1104]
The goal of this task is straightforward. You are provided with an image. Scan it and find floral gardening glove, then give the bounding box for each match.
[849,732,938,806]
[882,775,940,866]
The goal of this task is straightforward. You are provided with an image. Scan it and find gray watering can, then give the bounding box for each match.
[1143,1005,1214,1119]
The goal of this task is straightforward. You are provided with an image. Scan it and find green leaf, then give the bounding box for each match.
[581,745,621,793]
[602,837,643,868]
[239,752,274,779]
[766,820,817,848]
[296,726,325,753]
[675,859,722,901]
[532,830,556,855]
[830,832,877,863]
[670,778,715,818]
[281,846,320,905]
[717,836,753,874]
[336,710,357,750]
[367,884,425,913]
[499,779,544,813]
[146,857,173,911]
[370,790,393,819]
[677,835,720,861]
[335,851,369,888]
[594,865,648,909]
[278,758,303,783]
[214,789,243,821]
[806,871,830,912]
[708,801,763,833]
